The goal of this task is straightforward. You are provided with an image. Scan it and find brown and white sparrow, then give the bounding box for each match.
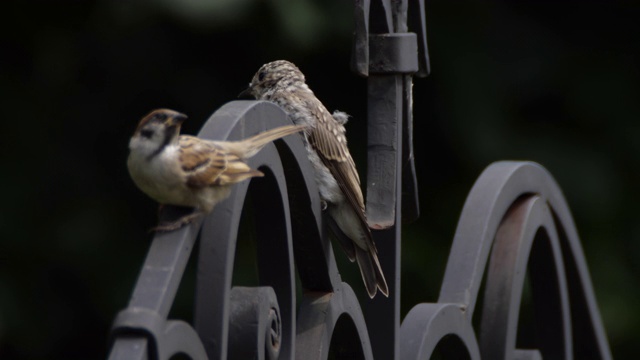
[241,60,388,298]
[127,108,306,232]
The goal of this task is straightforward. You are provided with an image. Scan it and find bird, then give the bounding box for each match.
[240,60,388,298]
[127,108,306,232]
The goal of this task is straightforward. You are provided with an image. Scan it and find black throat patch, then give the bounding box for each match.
[147,125,177,161]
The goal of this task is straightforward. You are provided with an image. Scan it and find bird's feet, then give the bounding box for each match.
[150,212,202,233]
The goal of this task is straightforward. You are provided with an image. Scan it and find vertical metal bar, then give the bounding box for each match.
[366,75,401,229]
[352,0,370,76]
[365,74,403,360]
[401,74,420,223]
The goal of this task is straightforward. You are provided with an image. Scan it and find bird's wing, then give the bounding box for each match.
[178,136,263,189]
[306,102,374,247]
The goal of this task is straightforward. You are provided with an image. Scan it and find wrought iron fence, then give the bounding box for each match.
[108,1,612,359]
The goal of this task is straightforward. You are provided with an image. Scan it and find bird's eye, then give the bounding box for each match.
[154,113,167,121]
[140,129,154,139]
[258,71,266,82]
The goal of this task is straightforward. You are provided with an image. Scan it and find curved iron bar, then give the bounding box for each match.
[108,1,615,358]
[110,309,207,360]
[192,100,372,359]
[437,161,611,359]
[192,101,297,359]
[480,195,571,359]
[227,287,282,360]
[296,284,373,360]
[399,161,611,359]
[109,101,374,360]
[108,208,206,359]
[400,303,480,360]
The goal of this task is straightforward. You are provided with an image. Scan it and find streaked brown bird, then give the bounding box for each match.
[241,60,388,298]
[127,108,306,231]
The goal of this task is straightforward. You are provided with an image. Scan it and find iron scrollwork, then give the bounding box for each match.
[108,1,613,359]
[109,101,374,360]
[401,162,613,359]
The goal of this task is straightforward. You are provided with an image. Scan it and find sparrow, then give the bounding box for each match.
[240,60,388,298]
[127,108,306,232]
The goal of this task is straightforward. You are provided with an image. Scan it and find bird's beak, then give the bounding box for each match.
[168,113,188,127]
[238,84,254,99]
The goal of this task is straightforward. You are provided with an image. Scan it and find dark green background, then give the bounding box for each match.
[0,1,637,358]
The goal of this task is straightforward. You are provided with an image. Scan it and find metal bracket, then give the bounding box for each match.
[368,33,419,74]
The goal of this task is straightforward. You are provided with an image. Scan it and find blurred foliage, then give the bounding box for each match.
[0,0,638,359]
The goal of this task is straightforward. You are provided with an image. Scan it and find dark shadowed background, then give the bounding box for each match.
[0,1,638,359]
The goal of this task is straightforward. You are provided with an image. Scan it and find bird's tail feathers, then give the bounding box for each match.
[355,246,389,298]
[327,213,357,262]
[215,168,264,186]
[234,124,306,158]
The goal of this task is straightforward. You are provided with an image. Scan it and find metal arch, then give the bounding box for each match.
[201,101,372,359]
[109,100,377,360]
[187,100,374,360]
[192,100,302,360]
[437,161,612,359]
[480,195,572,359]
[196,101,372,359]
[399,303,480,360]
[162,320,209,359]
[296,283,373,360]
[110,160,611,359]
[106,0,617,356]
[440,162,565,314]
[399,161,611,360]
[195,101,343,293]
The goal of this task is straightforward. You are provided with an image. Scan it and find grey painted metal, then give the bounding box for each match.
[354,0,426,227]
[352,0,370,76]
[108,337,148,359]
[108,1,615,359]
[190,101,373,359]
[398,162,612,359]
[109,101,374,360]
[110,308,208,360]
[353,1,430,359]
[435,161,612,359]
[296,284,373,359]
[192,101,297,360]
[407,0,431,77]
[227,287,281,360]
[401,73,420,224]
[513,350,543,360]
[364,74,403,360]
[365,75,403,229]
[480,195,572,359]
[108,206,205,360]
[368,33,419,74]
[399,303,480,360]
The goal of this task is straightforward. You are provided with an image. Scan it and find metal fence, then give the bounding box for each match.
[108,1,612,359]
